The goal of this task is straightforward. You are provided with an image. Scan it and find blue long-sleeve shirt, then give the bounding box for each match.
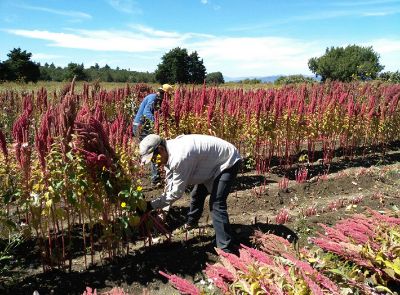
[133,93,159,124]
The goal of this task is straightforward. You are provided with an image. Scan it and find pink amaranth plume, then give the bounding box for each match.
[300,271,325,295]
[284,254,340,293]
[215,248,248,272]
[159,271,200,295]
[205,263,235,281]
[366,208,400,225]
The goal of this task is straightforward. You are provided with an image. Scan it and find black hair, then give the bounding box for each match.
[153,138,166,155]
[159,138,166,148]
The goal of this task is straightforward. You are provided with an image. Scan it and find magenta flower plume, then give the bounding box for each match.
[205,263,235,282]
[284,253,340,293]
[300,271,325,295]
[240,244,274,265]
[204,265,230,293]
[159,271,200,295]
[367,208,400,225]
[215,248,248,272]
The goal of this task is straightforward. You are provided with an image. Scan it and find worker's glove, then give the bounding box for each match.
[136,200,153,216]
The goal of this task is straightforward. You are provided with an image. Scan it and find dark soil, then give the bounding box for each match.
[1,148,400,295]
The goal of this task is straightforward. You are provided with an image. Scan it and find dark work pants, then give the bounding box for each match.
[187,161,240,252]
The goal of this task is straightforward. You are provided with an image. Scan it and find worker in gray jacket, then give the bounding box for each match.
[139,134,242,254]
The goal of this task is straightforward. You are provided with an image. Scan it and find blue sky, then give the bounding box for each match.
[1,0,399,78]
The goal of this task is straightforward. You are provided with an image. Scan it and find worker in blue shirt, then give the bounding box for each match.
[132,84,173,186]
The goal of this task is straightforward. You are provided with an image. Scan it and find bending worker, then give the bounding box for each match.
[139,133,242,254]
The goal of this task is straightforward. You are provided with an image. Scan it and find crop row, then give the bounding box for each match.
[0,81,399,271]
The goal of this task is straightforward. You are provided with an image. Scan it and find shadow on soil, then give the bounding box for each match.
[3,220,297,295]
[269,142,400,180]
[233,174,276,191]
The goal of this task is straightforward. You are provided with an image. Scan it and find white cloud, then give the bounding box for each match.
[16,4,91,19]
[129,24,181,38]
[4,26,400,76]
[107,0,142,14]
[201,0,208,4]
[190,36,320,76]
[5,28,181,52]
[363,38,400,72]
[32,53,65,60]
[366,38,400,53]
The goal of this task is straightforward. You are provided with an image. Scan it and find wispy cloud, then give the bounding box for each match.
[364,38,400,53]
[229,10,352,32]
[129,24,181,38]
[199,0,221,10]
[4,26,400,76]
[3,26,320,75]
[332,0,400,7]
[363,11,393,16]
[5,28,182,52]
[363,38,400,72]
[229,2,400,33]
[16,4,92,19]
[1,14,18,23]
[107,0,142,14]
[32,53,65,60]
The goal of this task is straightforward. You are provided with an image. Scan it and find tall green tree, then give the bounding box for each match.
[64,62,87,81]
[2,48,40,82]
[155,47,207,84]
[205,72,225,84]
[0,61,9,81]
[155,47,189,84]
[308,45,384,82]
[188,51,206,84]
[39,62,52,81]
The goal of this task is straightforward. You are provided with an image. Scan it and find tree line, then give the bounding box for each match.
[0,45,399,84]
[0,47,225,85]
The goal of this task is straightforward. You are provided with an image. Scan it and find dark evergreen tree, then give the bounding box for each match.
[188,51,206,83]
[0,61,9,81]
[64,63,87,81]
[155,47,190,83]
[2,48,40,82]
[155,47,208,84]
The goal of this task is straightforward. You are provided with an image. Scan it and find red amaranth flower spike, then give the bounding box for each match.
[367,208,400,225]
[205,263,235,281]
[159,271,200,295]
[204,265,230,293]
[284,253,340,293]
[300,271,325,295]
[240,244,274,265]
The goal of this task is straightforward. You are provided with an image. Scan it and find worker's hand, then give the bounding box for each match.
[136,200,153,216]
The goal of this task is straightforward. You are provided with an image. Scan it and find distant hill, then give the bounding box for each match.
[224,75,280,83]
[224,75,318,83]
